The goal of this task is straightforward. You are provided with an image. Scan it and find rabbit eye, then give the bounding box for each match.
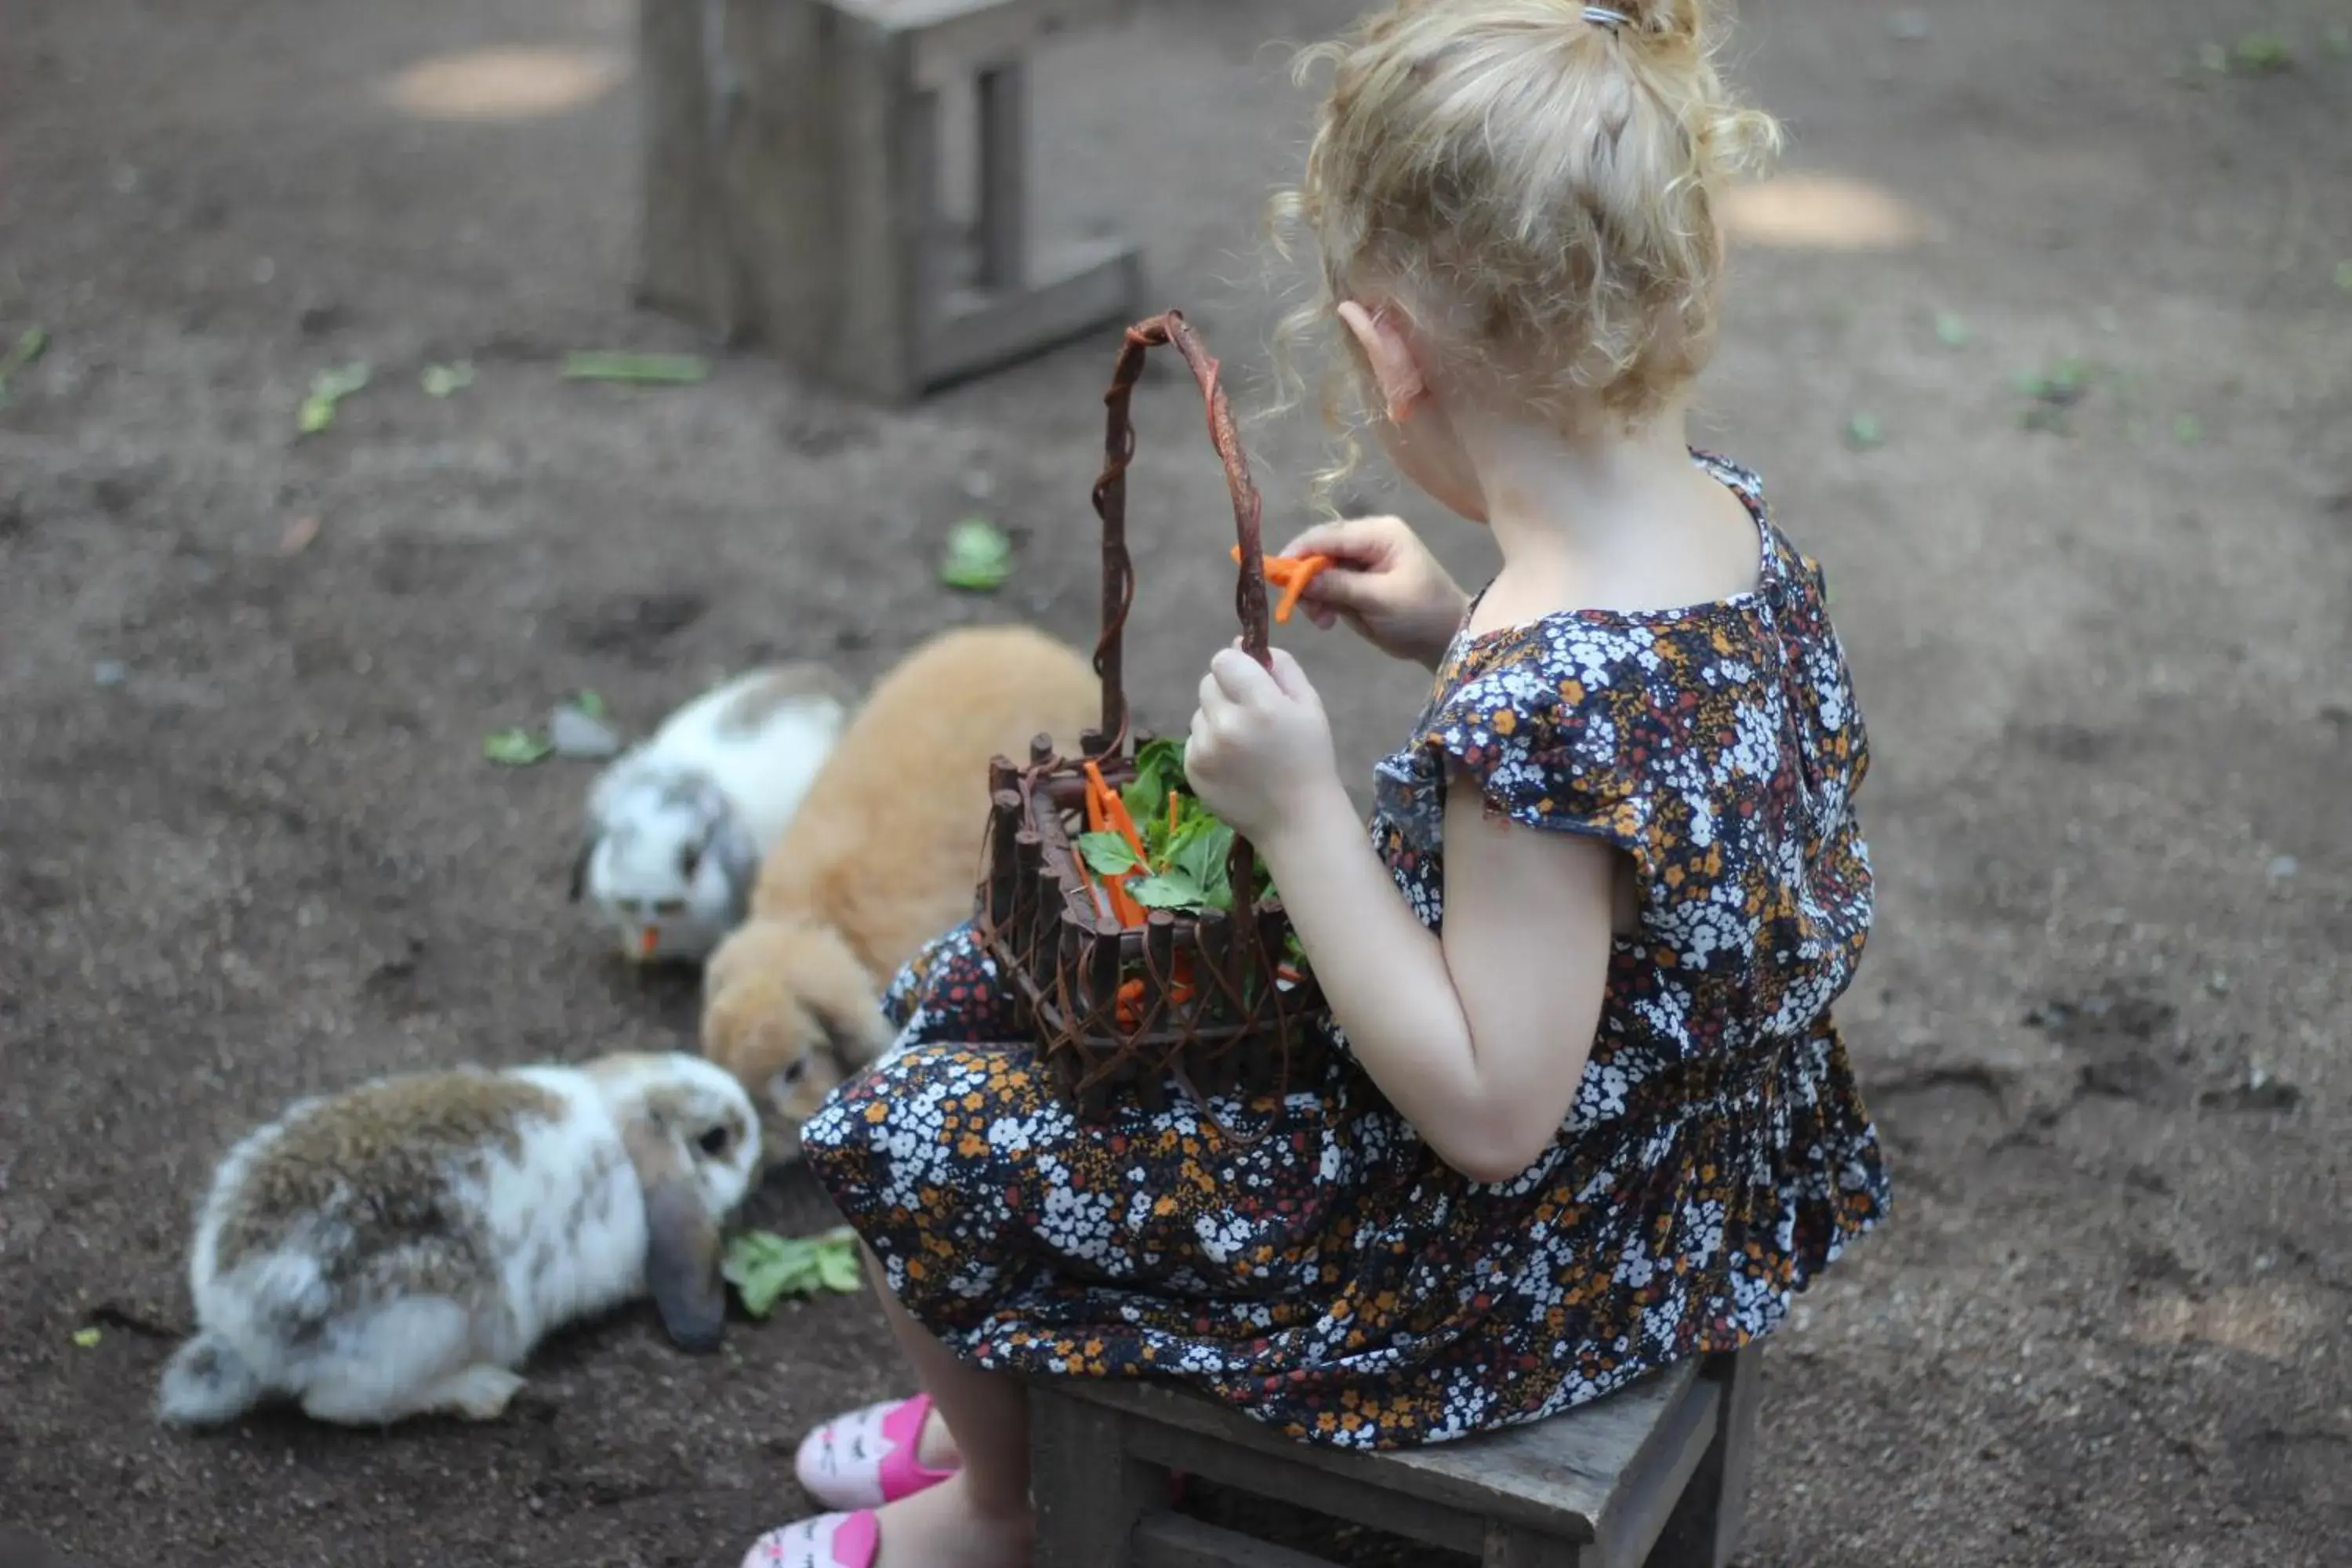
[654,898,687,916]
[780,1057,809,1087]
[697,1126,732,1157]
[677,846,702,882]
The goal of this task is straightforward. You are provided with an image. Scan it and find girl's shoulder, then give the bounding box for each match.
[1377,450,1867,851]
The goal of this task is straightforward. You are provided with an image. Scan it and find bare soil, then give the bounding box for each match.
[2,0,2348,1564]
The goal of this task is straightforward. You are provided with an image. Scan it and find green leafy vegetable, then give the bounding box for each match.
[483,728,554,766]
[71,1327,101,1349]
[562,350,710,385]
[572,689,608,720]
[297,361,372,436]
[1933,313,1970,348]
[723,1227,864,1318]
[1166,816,1237,904]
[421,361,476,398]
[1123,737,1189,825]
[1130,872,1208,910]
[938,517,1013,592]
[1083,738,1282,921]
[1077,831,1140,877]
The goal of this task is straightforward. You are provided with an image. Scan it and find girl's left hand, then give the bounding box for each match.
[1185,644,1341,842]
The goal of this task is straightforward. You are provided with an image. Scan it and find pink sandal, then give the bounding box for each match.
[741,1512,878,1568]
[794,1393,956,1511]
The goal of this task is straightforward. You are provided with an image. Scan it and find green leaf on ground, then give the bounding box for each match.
[572,689,608,720]
[421,362,476,398]
[2172,413,2204,445]
[1933,312,1971,348]
[483,728,554,767]
[1843,412,1885,452]
[723,1227,864,1319]
[0,325,48,404]
[561,351,709,385]
[938,517,1013,591]
[2016,355,2092,405]
[2227,31,2293,74]
[71,1327,101,1349]
[297,361,372,436]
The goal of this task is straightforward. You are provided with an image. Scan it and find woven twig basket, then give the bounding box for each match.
[974,310,1329,1123]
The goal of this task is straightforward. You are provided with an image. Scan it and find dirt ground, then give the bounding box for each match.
[2,0,2348,1563]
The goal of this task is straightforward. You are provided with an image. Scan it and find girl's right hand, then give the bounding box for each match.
[1276,515,1469,671]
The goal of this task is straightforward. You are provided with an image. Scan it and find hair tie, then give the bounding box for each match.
[1582,5,1633,24]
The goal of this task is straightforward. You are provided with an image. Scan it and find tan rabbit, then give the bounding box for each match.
[701,623,1100,1160]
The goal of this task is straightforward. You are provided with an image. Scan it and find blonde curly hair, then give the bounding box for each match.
[1269,0,1780,501]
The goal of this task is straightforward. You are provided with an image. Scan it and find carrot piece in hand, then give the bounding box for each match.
[1229,545,1334,624]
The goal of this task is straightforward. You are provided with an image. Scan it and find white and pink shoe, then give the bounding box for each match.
[740,1511,879,1568]
[793,1393,957,1512]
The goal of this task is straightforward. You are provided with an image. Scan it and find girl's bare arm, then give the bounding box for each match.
[1259,775,1617,1182]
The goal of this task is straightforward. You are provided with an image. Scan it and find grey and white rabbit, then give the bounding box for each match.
[573,665,851,964]
[157,1052,760,1429]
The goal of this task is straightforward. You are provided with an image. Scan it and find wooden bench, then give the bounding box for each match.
[1029,1345,1761,1568]
[637,0,1143,402]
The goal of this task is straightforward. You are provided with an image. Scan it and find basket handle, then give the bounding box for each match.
[1090,310,1272,753]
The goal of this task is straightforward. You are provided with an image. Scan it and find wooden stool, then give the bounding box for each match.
[1029,1345,1762,1568]
[637,0,1144,403]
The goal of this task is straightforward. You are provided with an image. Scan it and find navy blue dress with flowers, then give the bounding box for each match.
[801,452,1889,1450]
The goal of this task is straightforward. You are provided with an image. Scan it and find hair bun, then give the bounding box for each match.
[1594,0,1708,45]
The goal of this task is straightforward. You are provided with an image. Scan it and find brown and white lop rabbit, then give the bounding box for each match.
[700,624,1099,1160]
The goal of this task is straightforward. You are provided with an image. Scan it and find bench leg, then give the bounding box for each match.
[1644,1344,1763,1568]
[1031,1387,1166,1568]
[1484,1523,1599,1566]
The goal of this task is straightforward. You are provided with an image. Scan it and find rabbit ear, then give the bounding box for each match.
[704,813,762,926]
[620,1122,726,1353]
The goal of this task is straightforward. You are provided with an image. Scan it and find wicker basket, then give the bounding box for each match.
[974,310,1329,1124]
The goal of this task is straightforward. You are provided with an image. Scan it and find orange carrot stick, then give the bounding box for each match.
[1274,556,1330,623]
[1167,792,1180,837]
[1102,787,1149,866]
[1076,764,1146,924]
[1229,545,1334,623]
[1082,764,1109,833]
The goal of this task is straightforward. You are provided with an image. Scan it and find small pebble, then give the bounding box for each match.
[92,659,129,687]
[2266,855,2299,882]
[549,703,622,760]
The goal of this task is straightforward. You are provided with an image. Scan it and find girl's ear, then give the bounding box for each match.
[1336,299,1430,423]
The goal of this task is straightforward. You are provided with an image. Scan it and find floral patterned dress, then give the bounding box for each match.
[800,453,1889,1450]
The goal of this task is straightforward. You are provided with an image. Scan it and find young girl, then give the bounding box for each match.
[748,2,1887,1563]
